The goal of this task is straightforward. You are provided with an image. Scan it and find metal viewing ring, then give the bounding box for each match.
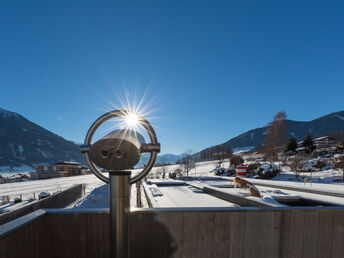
[81,110,160,184]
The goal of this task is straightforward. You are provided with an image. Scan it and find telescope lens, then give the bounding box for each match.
[101,150,109,158]
[115,150,124,159]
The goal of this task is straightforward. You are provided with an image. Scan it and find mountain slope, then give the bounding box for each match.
[0,108,85,170]
[135,153,186,168]
[198,110,344,155]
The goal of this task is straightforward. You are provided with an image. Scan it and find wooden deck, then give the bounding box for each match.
[1,206,344,258]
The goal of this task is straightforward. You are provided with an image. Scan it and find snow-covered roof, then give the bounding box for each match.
[296,147,308,151]
[314,136,335,141]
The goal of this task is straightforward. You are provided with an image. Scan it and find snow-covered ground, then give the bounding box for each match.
[1,157,344,211]
[0,174,104,203]
[144,183,238,208]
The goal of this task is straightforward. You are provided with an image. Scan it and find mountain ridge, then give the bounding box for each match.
[1,108,344,171]
[0,108,85,171]
[196,110,344,157]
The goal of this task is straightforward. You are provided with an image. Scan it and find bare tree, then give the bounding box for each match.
[334,156,344,181]
[213,145,232,167]
[200,151,206,161]
[264,111,289,164]
[180,149,195,176]
[290,156,304,178]
[159,158,168,179]
[213,145,224,167]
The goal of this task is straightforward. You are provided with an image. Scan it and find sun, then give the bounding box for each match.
[125,112,139,128]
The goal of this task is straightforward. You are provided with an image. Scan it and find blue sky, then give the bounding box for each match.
[1,0,344,154]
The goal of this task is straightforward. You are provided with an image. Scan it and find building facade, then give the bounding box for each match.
[313,136,336,149]
[30,161,88,179]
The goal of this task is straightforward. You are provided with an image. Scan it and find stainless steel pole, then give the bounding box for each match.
[109,171,131,258]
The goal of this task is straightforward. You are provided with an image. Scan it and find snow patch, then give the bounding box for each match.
[336,115,344,121]
[233,146,255,154]
[18,145,24,153]
[0,109,19,120]
[37,149,52,159]
[149,184,163,197]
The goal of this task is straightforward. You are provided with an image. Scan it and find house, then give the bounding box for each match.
[297,135,336,151]
[30,161,88,179]
[313,136,336,149]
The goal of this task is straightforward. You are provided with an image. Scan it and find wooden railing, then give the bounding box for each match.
[1,206,344,258]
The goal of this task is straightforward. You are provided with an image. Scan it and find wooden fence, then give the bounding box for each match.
[0,184,84,225]
[1,206,344,258]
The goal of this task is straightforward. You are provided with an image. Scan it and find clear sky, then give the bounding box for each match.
[1,0,344,154]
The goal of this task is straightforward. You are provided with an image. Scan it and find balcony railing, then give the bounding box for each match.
[1,206,344,258]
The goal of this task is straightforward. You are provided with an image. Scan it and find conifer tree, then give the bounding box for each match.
[302,132,315,152]
[285,137,297,152]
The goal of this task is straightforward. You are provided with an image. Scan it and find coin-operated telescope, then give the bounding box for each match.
[81,110,160,258]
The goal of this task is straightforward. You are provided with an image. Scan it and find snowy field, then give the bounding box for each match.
[1,158,344,211]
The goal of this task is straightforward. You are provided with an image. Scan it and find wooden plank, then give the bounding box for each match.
[213,212,229,258]
[229,211,245,257]
[71,213,88,258]
[183,212,199,258]
[331,210,344,258]
[167,212,184,258]
[87,213,105,258]
[273,211,290,258]
[131,212,151,258]
[131,212,175,258]
[46,213,72,258]
[244,211,260,258]
[12,223,28,257]
[40,214,49,258]
[316,210,334,258]
[27,217,42,257]
[155,212,169,258]
[258,211,275,258]
[302,211,319,258]
[198,212,215,258]
[287,211,304,258]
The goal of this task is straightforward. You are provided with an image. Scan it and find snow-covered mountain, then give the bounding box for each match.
[198,110,344,156]
[2,107,344,171]
[135,153,187,168]
[0,108,85,171]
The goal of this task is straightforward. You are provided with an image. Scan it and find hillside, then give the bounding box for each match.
[198,111,344,156]
[1,107,344,171]
[136,153,186,168]
[0,108,85,171]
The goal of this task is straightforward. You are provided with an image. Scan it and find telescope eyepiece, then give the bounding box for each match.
[101,150,109,159]
[115,149,124,159]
